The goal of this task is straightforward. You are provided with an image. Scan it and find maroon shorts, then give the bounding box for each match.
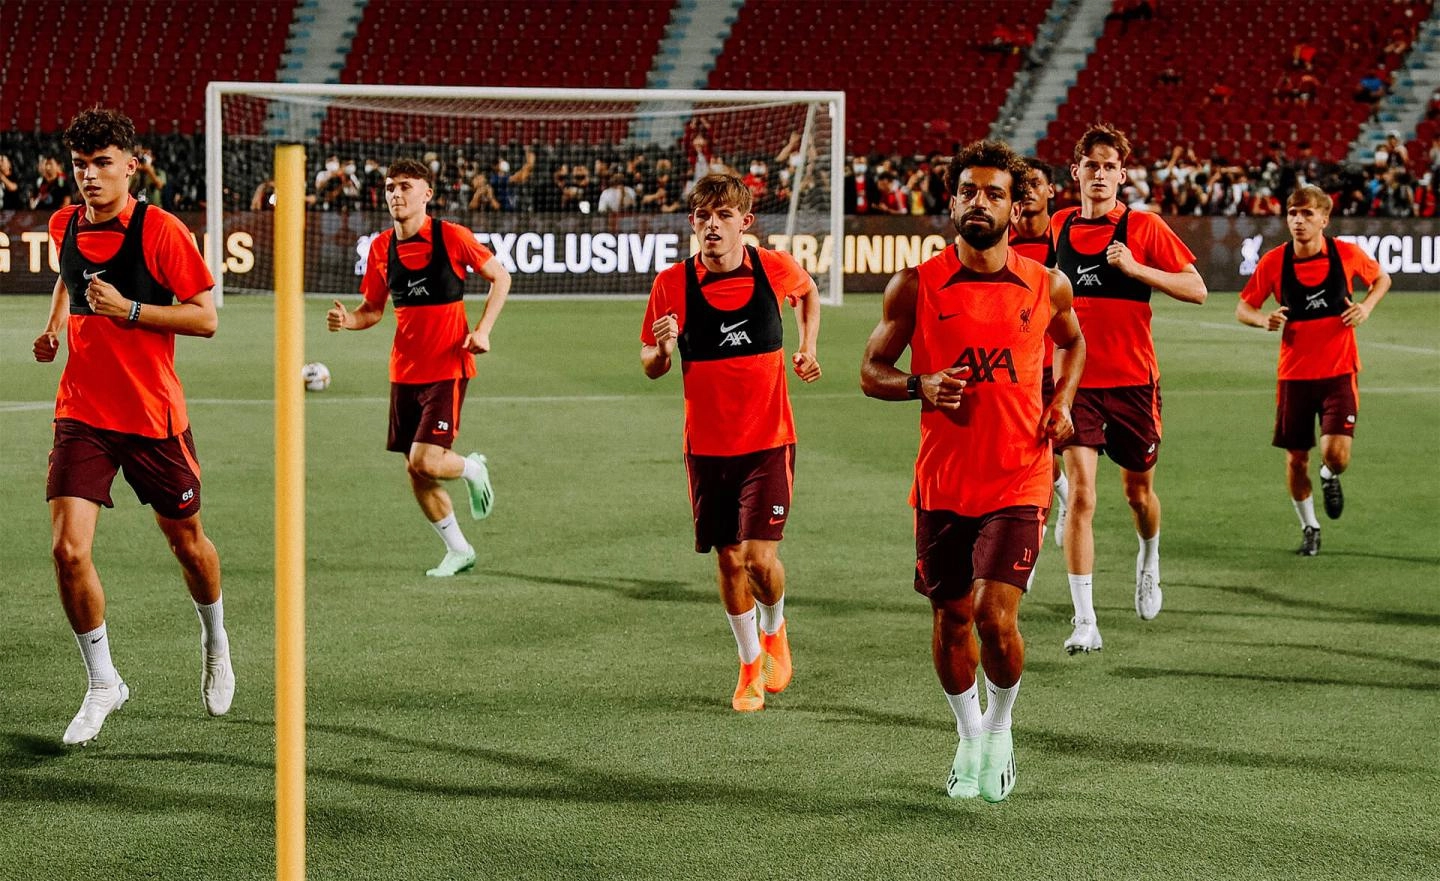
[1273,373,1358,450]
[47,418,203,519]
[1059,383,1163,472]
[388,378,468,452]
[914,505,1046,597]
[684,444,795,553]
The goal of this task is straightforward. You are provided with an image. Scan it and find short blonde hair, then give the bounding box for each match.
[1287,184,1331,215]
[688,172,752,214]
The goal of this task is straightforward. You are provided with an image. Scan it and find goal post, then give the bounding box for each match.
[204,83,845,305]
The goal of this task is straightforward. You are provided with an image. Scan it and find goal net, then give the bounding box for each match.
[205,84,845,304]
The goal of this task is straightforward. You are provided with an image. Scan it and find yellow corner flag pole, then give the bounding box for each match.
[274,143,307,881]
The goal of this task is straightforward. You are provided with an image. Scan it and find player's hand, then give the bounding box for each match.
[1040,401,1074,444]
[1106,241,1139,276]
[33,330,59,362]
[923,365,971,411]
[1266,305,1289,331]
[464,329,491,354]
[792,350,821,383]
[85,276,128,318]
[327,299,351,332]
[652,312,679,356]
[1341,296,1372,327]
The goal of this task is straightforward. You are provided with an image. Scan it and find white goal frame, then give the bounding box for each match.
[204,82,846,306]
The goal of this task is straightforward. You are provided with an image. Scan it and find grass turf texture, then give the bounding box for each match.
[1,293,1437,880]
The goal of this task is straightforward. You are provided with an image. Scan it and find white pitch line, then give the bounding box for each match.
[4,386,1438,414]
[1152,315,1440,356]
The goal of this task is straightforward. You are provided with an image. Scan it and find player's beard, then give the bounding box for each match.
[955,212,1006,249]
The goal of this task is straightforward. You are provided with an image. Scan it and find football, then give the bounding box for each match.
[301,362,331,392]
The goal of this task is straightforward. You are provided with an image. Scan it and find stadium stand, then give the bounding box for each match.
[2,0,296,135]
[1036,0,1433,168]
[707,0,1052,158]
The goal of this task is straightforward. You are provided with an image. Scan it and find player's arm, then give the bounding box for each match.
[1235,296,1288,331]
[859,267,970,407]
[1043,269,1084,443]
[33,277,68,362]
[328,297,384,332]
[465,256,511,354]
[83,276,218,337]
[791,273,822,383]
[1108,244,1208,304]
[642,313,677,379]
[1342,267,1392,327]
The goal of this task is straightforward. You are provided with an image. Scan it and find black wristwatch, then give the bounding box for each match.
[906,374,921,400]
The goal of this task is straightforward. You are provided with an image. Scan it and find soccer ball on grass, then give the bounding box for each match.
[301,362,331,392]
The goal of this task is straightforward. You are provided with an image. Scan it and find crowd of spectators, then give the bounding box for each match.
[4,121,1440,221]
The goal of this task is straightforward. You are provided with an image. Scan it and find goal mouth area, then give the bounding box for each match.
[205,83,845,305]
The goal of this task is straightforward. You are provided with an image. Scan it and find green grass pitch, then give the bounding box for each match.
[1,292,1437,880]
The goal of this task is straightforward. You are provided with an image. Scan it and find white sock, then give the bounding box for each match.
[1319,464,1336,480]
[726,607,761,663]
[1138,531,1160,571]
[461,455,484,483]
[981,675,1020,733]
[1293,495,1321,529]
[945,684,983,738]
[194,597,229,656]
[430,513,472,554]
[1054,470,1069,509]
[76,623,119,687]
[1068,573,1095,622]
[756,595,785,635]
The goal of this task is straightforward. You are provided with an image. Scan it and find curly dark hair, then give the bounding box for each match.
[944,140,1031,203]
[387,157,433,186]
[1022,156,1054,185]
[1073,123,1132,165]
[62,108,137,156]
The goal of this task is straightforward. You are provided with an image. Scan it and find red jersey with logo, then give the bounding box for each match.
[1240,239,1380,380]
[361,220,496,384]
[1009,226,1056,370]
[642,248,811,457]
[910,245,1053,516]
[1051,204,1195,387]
[48,198,213,438]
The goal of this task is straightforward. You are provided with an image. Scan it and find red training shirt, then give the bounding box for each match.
[910,245,1053,516]
[1051,204,1195,387]
[361,220,496,384]
[49,197,213,438]
[1239,239,1380,380]
[642,248,811,457]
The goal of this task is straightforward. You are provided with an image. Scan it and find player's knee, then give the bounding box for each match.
[407,452,443,479]
[742,545,779,580]
[1068,484,1098,515]
[974,606,1017,646]
[51,535,91,572]
[716,546,747,578]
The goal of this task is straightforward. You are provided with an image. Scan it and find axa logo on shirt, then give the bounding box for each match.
[719,319,752,347]
[1304,288,1327,310]
[397,277,430,300]
[1074,263,1103,286]
[951,347,1017,383]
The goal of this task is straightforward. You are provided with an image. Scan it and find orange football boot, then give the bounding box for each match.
[732,656,765,712]
[759,622,793,694]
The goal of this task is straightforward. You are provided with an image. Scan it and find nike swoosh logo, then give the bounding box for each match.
[407,277,426,288]
[719,320,748,333]
[769,516,786,525]
[1076,264,1100,274]
[938,312,961,321]
[83,269,106,280]
[89,636,104,644]
[178,496,196,509]
[1012,561,1032,571]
